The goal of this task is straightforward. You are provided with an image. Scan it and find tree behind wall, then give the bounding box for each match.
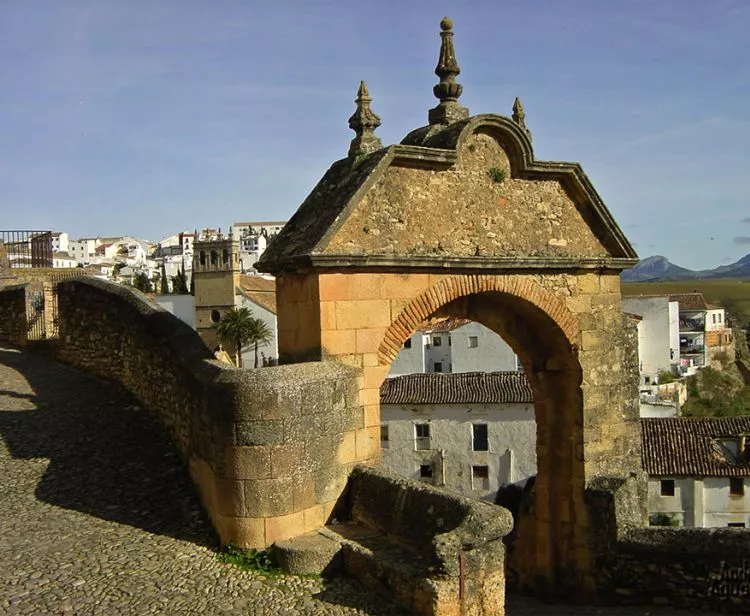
[133,272,153,294]
[217,307,254,368]
[171,266,189,294]
[160,263,170,294]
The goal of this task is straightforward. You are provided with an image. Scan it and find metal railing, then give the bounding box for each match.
[0,230,53,270]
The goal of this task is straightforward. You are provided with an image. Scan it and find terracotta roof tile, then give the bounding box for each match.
[668,293,707,311]
[641,417,750,477]
[380,372,532,405]
[237,275,276,315]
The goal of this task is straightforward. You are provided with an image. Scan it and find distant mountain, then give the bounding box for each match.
[621,254,750,282]
[620,255,695,282]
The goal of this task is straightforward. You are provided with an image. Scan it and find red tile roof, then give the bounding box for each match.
[668,293,707,311]
[380,372,533,405]
[641,417,750,477]
[237,275,276,314]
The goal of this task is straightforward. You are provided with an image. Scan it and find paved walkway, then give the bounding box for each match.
[0,346,725,615]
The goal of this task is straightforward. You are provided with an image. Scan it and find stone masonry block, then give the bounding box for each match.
[302,503,329,533]
[355,328,386,355]
[224,445,272,480]
[318,273,379,301]
[359,387,380,407]
[265,510,306,545]
[292,473,317,511]
[363,404,380,429]
[577,273,600,295]
[363,365,389,389]
[355,426,379,460]
[321,329,356,356]
[235,420,284,446]
[314,466,350,504]
[270,443,305,477]
[336,431,357,465]
[379,273,430,300]
[342,406,364,431]
[245,476,294,517]
[216,515,266,549]
[215,478,247,517]
[320,301,336,330]
[335,299,391,330]
[302,434,336,471]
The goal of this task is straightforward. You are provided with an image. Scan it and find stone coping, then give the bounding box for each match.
[58,276,359,421]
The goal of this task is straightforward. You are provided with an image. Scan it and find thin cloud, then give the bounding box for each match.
[734,236,750,245]
[742,217,750,223]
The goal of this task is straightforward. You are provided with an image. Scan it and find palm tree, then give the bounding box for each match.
[246,317,273,368]
[216,307,254,367]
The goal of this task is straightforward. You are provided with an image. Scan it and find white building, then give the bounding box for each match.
[642,417,750,528]
[236,274,278,367]
[621,296,680,384]
[52,252,78,269]
[69,237,101,262]
[50,232,69,253]
[230,221,286,273]
[389,318,520,376]
[380,372,536,503]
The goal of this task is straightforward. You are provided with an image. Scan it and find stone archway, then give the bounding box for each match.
[257,17,645,599]
[380,275,586,594]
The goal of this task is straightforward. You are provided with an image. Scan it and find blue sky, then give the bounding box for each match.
[2,0,749,270]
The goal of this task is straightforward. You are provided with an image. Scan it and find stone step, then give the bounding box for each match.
[274,530,343,577]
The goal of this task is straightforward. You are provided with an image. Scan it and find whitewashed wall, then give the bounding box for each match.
[380,402,536,502]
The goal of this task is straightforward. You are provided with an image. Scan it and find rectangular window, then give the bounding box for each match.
[433,335,442,347]
[403,338,412,349]
[728,522,746,528]
[380,425,389,449]
[434,362,443,373]
[472,465,490,490]
[660,479,675,497]
[415,423,431,450]
[419,464,433,482]
[468,336,478,348]
[713,314,717,324]
[730,477,745,496]
[472,424,489,451]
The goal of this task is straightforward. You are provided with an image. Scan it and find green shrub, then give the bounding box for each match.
[488,167,506,183]
[649,512,679,527]
[217,545,280,575]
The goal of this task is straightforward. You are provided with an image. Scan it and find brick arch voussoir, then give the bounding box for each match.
[377,274,579,365]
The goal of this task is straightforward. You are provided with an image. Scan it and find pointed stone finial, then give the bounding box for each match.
[348,81,383,159]
[512,96,532,141]
[428,17,469,126]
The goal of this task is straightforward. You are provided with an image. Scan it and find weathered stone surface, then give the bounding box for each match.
[47,276,367,551]
[328,133,609,260]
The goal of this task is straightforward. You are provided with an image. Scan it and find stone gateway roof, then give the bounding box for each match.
[256,20,637,276]
[641,417,750,477]
[380,372,533,405]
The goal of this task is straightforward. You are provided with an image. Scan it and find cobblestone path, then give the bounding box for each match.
[0,346,725,615]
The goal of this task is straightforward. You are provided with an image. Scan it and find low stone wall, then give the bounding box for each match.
[0,284,28,346]
[337,465,513,615]
[585,475,750,612]
[605,528,750,612]
[53,276,368,547]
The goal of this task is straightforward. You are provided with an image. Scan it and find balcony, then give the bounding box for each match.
[679,319,704,333]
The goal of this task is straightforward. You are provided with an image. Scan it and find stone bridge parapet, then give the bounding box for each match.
[48,276,369,547]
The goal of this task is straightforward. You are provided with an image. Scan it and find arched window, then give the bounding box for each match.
[211,310,221,323]
[199,251,206,266]
[210,250,218,265]
[223,249,229,264]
